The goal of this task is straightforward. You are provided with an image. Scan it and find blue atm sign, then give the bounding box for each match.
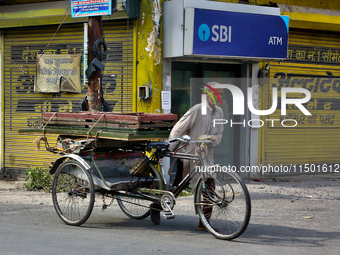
[192,9,289,59]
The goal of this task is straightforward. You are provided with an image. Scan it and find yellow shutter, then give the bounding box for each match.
[263,29,340,167]
[3,21,133,177]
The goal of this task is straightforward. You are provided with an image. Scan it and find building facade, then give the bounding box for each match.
[0,0,138,178]
[1,0,340,178]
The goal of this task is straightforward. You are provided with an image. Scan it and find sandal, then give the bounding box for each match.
[150,203,162,225]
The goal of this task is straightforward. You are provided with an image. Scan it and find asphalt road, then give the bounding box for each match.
[0,175,339,255]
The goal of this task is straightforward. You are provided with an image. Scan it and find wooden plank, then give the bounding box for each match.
[41,125,172,134]
[19,128,170,141]
[19,112,176,142]
[42,112,178,123]
[42,116,144,125]
[42,119,176,129]
[19,126,171,140]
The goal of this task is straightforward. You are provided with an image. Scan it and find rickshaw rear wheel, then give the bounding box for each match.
[116,192,152,220]
[116,163,165,220]
[52,159,95,226]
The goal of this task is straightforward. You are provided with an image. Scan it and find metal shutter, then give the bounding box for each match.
[3,21,133,177]
[262,29,340,168]
[102,21,134,113]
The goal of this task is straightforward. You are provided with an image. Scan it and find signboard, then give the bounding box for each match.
[35,54,82,93]
[71,0,112,18]
[161,91,171,110]
[185,8,289,59]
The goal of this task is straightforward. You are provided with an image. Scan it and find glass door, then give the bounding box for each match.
[171,61,241,167]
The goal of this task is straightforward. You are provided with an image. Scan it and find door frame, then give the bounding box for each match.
[163,59,253,177]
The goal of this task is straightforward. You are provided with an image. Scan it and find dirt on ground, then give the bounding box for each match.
[1,173,339,206]
[1,173,339,255]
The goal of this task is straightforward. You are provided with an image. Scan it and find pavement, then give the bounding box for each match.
[1,173,340,254]
[0,179,25,191]
[1,172,339,190]
[1,172,340,205]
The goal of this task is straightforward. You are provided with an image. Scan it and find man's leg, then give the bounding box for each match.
[150,203,162,225]
[198,178,215,230]
[172,159,184,187]
[150,160,184,224]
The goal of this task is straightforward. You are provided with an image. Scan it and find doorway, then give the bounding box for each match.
[171,61,242,168]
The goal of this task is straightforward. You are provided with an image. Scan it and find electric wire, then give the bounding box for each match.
[282,0,289,15]
[3,3,72,102]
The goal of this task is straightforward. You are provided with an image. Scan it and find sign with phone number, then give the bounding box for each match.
[71,0,112,18]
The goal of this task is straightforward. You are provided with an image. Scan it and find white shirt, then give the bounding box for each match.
[168,103,224,176]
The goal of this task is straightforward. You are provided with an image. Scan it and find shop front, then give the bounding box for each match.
[0,1,138,178]
[162,0,289,177]
[262,29,340,172]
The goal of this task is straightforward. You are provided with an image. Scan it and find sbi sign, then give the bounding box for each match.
[193,9,289,59]
[198,23,232,42]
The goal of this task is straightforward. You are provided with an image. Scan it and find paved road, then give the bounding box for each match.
[0,175,339,255]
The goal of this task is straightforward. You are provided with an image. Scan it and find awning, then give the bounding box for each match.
[278,4,340,31]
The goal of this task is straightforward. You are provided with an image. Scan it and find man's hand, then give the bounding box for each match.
[198,134,215,142]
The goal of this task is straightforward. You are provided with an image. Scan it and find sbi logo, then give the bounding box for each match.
[198,24,232,42]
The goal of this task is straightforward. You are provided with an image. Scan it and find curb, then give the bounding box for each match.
[0,180,25,191]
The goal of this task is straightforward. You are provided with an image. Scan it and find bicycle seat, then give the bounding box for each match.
[147,142,169,150]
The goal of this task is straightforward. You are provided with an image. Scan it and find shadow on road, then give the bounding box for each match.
[78,211,340,247]
[235,223,340,247]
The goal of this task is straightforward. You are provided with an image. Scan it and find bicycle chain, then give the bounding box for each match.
[102,195,114,211]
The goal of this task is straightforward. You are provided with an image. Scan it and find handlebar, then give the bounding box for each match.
[169,135,215,145]
[169,138,188,143]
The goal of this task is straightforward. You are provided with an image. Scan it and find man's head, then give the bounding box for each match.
[204,82,223,109]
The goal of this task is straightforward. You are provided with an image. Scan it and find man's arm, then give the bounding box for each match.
[168,104,202,151]
[211,106,224,147]
[168,109,193,151]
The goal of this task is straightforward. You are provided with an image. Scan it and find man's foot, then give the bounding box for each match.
[198,221,206,231]
[150,203,162,225]
[198,221,219,232]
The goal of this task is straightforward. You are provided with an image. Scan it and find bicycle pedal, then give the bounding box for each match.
[163,213,175,220]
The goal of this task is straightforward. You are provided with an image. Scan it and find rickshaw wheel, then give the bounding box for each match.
[116,192,152,220]
[52,159,95,226]
[116,164,165,220]
[194,170,251,240]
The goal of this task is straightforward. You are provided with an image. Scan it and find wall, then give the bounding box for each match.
[136,0,165,113]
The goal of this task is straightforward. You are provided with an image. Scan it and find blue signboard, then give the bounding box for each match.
[71,0,112,18]
[192,9,289,59]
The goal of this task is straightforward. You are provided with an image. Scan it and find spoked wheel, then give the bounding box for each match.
[116,163,165,220]
[117,192,152,220]
[195,170,251,240]
[52,159,95,226]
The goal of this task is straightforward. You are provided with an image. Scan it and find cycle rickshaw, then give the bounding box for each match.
[49,134,251,240]
[21,111,251,240]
